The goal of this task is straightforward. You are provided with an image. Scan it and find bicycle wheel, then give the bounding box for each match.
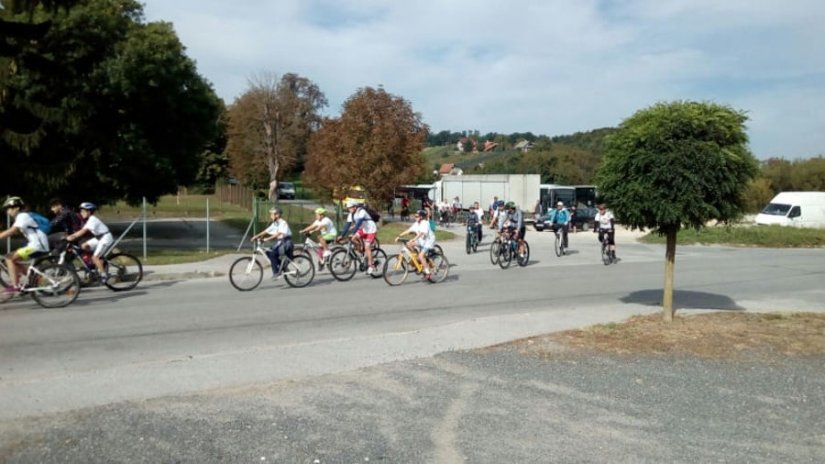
[465,234,472,254]
[329,249,357,281]
[30,263,81,308]
[554,233,562,257]
[104,253,143,291]
[428,252,450,283]
[602,243,612,265]
[499,241,513,269]
[229,257,263,291]
[489,239,501,265]
[517,241,530,267]
[0,263,9,287]
[383,255,409,286]
[370,248,388,279]
[283,254,315,288]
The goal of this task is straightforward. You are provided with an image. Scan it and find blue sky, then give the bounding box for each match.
[140,0,825,159]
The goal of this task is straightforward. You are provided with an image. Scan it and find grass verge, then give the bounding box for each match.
[504,312,825,360]
[640,224,825,248]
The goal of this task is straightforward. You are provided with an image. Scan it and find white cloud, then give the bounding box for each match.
[140,0,825,158]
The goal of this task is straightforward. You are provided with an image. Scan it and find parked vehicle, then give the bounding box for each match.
[754,192,825,228]
[277,182,296,200]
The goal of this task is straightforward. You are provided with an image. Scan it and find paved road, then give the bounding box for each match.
[1,230,824,462]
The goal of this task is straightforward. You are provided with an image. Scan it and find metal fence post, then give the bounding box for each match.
[142,197,147,261]
[206,197,211,253]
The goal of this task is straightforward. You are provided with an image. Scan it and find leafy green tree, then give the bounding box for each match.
[790,156,825,190]
[761,158,794,192]
[225,72,327,200]
[305,86,428,204]
[1,0,223,207]
[597,101,759,322]
[742,178,775,213]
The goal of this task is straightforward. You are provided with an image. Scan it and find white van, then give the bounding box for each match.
[754,192,825,228]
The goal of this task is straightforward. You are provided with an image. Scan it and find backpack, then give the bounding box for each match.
[359,205,381,223]
[28,212,52,234]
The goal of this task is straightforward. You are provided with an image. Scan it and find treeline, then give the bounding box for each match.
[744,157,825,212]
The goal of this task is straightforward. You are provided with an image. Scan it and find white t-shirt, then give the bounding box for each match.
[312,217,336,236]
[403,219,435,248]
[264,219,292,238]
[349,208,377,234]
[82,215,111,237]
[13,212,49,252]
[595,210,615,230]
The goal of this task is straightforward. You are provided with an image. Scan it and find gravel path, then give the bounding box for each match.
[2,348,823,463]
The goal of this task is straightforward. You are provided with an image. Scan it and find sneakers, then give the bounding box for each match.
[366,266,376,275]
[271,273,281,281]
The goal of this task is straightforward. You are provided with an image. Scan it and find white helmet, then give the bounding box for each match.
[346,199,358,208]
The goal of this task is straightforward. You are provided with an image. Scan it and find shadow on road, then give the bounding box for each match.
[620,289,744,311]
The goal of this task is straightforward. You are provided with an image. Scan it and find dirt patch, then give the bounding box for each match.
[500,312,825,361]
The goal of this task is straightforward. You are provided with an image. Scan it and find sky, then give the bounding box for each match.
[140,0,825,159]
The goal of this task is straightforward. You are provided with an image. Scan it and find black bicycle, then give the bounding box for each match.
[42,241,143,291]
[498,229,530,269]
[465,223,479,254]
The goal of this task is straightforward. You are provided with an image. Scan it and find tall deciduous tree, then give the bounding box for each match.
[225,72,327,200]
[305,86,428,204]
[1,0,223,206]
[596,101,759,322]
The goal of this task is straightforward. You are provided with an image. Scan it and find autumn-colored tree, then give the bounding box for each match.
[226,72,327,199]
[305,86,428,204]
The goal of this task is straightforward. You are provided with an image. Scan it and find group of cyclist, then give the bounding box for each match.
[1,196,113,294]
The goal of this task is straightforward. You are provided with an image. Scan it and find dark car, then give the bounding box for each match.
[277,182,296,200]
[533,206,598,231]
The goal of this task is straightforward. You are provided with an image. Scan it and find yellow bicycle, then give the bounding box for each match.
[382,239,449,286]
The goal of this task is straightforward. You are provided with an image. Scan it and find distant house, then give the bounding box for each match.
[456,137,478,152]
[438,163,463,176]
[483,140,498,152]
[514,140,534,152]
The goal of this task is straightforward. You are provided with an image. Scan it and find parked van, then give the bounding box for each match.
[754,192,825,228]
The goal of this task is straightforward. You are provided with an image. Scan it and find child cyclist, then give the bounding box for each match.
[593,202,617,261]
[0,196,50,293]
[66,202,114,283]
[339,200,378,275]
[395,209,437,281]
[299,207,337,268]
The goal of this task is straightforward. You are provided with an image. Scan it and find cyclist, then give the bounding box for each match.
[395,209,436,281]
[465,203,480,247]
[504,202,527,257]
[593,203,617,261]
[472,201,484,243]
[0,196,49,293]
[547,201,570,248]
[48,197,83,248]
[66,202,114,283]
[339,200,378,275]
[299,207,337,267]
[251,207,293,280]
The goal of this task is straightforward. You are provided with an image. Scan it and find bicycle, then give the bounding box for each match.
[294,233,341,271]
[598,229,616,265]
[465,223,479,254]
[383,239,449,285]
[0,257,81,308]
[553,225,567,257]
[498,229,530,269]
[228,239,315,291]
[327,236,387,282]
[489,231,504,265]
[41,241,143,291]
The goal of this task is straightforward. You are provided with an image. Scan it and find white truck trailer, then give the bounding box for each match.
[433,174,541,211]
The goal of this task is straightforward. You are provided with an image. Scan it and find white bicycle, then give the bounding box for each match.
[228,239,315,291]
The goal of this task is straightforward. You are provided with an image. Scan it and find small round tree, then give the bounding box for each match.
[596,101,759,321]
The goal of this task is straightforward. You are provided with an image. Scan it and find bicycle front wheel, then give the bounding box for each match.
[30,263,81,308]
[602,244,612,265]
[554,234,562,257]
[104,253,143,291]
[229,257,263,291]
[370,248,388,279]
[489,239,501,265]
[517,241,530,267]
[383,255,409,286]
[499,241,513,269]
[283,255,315,288]
[329,249,357,281]
[428,252,450,283]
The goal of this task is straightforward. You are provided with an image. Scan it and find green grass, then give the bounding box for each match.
[640,225,825,248]
[100,194,252,220]
[377,222,455,245]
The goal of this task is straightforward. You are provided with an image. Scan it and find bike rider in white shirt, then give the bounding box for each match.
[66,202,114,283]
[251,207,293,280]
[0,196,49,293]
[299,207,337,267]
[593,202,617,261]
[395,209,437,281]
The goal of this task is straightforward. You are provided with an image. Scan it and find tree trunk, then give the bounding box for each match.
[662,230,677,322]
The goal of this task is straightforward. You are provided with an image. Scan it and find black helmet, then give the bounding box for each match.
[416,209,427,218]
[2,196,24,209]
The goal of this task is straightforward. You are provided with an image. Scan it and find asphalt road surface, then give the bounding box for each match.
[1,229,824,462]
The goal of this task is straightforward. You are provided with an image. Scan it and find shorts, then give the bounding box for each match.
[598,229,615,246]
[14,246,42,261]
[321,232,336,241]
[417,242,434,255]
[517,225,526,241]
[85,233,114,257]
[356,229,376,245]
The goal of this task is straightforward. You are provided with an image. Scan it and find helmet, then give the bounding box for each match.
[79,202,97,211]
[2,196,24,209]
[497,200,505,208]
[315,207,326,215]
[346,199,358,208]
[505,201,515,210]
[557,201,564,207]
[416,209,427,218]
[269,207,282,215]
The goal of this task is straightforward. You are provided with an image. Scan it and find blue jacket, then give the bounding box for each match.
[548,208,570,225]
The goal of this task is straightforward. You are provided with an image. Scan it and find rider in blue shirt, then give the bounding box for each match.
[547,201,570,248]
